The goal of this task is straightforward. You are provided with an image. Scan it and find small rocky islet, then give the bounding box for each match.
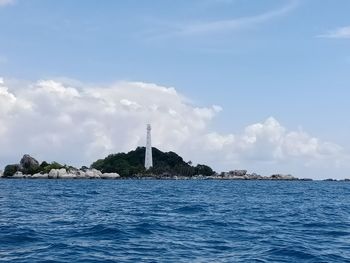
[0,147,307,180]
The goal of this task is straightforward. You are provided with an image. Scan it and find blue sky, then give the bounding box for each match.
[0,0,350,178]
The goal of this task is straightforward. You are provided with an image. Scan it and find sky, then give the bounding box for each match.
[0,0,350,179]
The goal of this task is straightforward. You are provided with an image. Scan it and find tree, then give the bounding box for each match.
[194,164,215,176]
[3,164,20,177]
[90,147,215,178]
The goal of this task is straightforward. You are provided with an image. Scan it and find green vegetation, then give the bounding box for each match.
[3,164,20,177]
[3,161,68,177]
[91,147,215,177]
[2,148,215,178]
[39,161,67,174]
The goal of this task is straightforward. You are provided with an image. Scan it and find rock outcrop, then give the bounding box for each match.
[0,154,301,180]
[19,154,40,174]
[100,173,120,179]
[31,173,49,179]
[3,164,21,177]
[16,167,121,179]
[228,170,247,177]
[218,171,298,180]
[270,174,295,180]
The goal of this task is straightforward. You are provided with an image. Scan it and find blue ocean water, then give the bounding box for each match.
[1,180,350,263]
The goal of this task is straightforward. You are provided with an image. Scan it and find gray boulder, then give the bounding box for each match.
[57,168,68,178]
[3,164,21,177]
[48,169,59,179]
[228,170,247,177]
[59,173,76,179]
[75,171,87,179]
[100,173,120,179]
[85,169,102,179]
[19,154,40,174]
[270,174,296,180]
[12,171,24,178]
[31,173,48,179]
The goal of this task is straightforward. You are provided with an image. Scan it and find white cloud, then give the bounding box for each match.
[319,26,350,39]
[0,0,15,7]
[0,78,348,179]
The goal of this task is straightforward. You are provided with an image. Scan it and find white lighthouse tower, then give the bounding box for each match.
[145,124,153,169]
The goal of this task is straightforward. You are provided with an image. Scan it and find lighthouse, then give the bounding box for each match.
[145,124,153,169]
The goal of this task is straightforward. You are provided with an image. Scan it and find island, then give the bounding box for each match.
[0,147,307,180]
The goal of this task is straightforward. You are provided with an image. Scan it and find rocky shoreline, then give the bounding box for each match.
[0,154,318,181]
[0,171,305,180]
[0,163,307,181]
[0,168,120,179]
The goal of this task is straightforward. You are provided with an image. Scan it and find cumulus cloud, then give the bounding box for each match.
[208,117,345,162]
[0,78,348,179]
[0,78,220,166]
[318,26,350,39]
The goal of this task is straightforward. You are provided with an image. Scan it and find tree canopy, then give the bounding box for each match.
[90,147,215,177]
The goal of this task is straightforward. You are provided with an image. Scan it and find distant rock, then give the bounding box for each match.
[323,178,337,182]
[85,169,102,179]
[48,169,59,179]
[57,168,68,178]
[248,173,263,180]
[74,170,88,179]
[100,173,120,179]
[300,178,313,181]
[228,170,247,177]
[269,174,297,180]
[31,173,48,179]
[12,171,24,179]
[3,164,21,177]
[19,154,40,174]
[0,166,121,180]
[59,173,76,179]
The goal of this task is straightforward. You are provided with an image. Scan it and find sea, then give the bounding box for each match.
[1,180,350,263]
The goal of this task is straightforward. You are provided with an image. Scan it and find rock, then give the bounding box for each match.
[323,178,337,182]
[100,173,120,179]
[67,167,79,174]
[12,171,24,178]
[75,171,87,179]
[248,173,263,180]
[57,168,67,178]
[80,166,89,172]
[3,164,21,177]
[228,170,247,177]
[19,154,39,174]
[67,168,87,178]
[59,173,76,179]
[31,173,48,179]
[270,174,296,180]
[48,169,70,179]
[49,168,71,179]
[85,169,102,179]
[28,168,106,179]
[48,169,59,179]
[0,170,3,177]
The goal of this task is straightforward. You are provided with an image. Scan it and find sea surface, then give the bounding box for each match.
[1,180,350,263]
